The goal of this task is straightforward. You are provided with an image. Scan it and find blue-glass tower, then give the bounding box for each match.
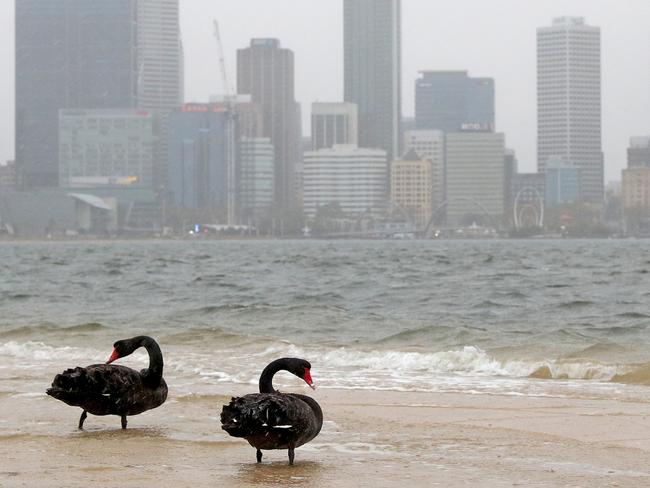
[415,71,494,132]
[168,105,236,211]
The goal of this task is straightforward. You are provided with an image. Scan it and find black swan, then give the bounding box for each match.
[220,357,323,465]
[46,335,167,430]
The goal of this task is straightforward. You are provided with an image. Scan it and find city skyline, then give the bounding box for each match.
[1,1,650,183]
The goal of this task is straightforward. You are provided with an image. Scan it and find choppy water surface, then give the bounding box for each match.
[1,239,650,400]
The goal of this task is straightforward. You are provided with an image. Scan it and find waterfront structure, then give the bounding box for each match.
[237,39,301,211]
[311,103,358,150]
[344,0,401,160]
[622,167,650,210]
[58,109,154,189]
[537,17,603,203]
[303,145,387,218]
[167,104,236,215]
[510,172,546,228]
[445,132,505,226]
[402,130,445,210]
[239,137,275,224]
[628,137,650,168]
[15,0,138,188]
[545,157,579,207]
[415,71,495,132]
[390,150,433,228]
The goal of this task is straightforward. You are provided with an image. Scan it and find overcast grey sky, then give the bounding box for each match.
[1,0,649,182]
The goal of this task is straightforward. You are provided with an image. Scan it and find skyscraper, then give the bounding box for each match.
[344,0,401,159]
[136,0,184,193]
[237,39,301,211]
[537,17,603,203]
[136,0,183,112]
[415,71,495,132]
[15,0,137,188]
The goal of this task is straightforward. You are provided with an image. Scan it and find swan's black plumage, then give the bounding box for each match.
[221,358,323,465]
[46,336,167,430]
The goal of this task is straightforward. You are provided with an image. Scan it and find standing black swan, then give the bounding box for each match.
[220,358,323,465]
[46,335,167,430]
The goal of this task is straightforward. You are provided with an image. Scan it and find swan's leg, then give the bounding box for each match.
[78,410,87,430]
[256,449,263,463]
[121,415,127,430]
[288,447,295,465]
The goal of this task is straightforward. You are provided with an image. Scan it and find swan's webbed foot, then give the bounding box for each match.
[288,447,295,465]
[121,415,127,430]
[78,410,87,430]
[256,449,263,463]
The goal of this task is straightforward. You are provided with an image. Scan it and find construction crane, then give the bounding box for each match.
[213,20,234,102]
[213,20,238,226]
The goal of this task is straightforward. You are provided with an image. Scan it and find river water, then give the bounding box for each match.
[2,239,650,402]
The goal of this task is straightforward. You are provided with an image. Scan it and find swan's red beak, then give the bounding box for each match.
[107,349,119,364]
[304,368,315,390]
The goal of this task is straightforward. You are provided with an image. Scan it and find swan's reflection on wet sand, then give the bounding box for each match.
[232,460,328,487]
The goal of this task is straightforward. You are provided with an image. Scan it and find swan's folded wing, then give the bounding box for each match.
[221,393,313,438]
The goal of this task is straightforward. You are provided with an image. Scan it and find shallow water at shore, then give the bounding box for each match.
[2,239,650,486]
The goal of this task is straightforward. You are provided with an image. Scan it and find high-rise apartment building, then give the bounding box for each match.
[311,103,358,151]
[537,17,603,203]
[344,0,401,160]
[303,145,387,218]
[415,71,495,132]
[237,39,301,212]
[622,168,650,210]
[545,157,579,207]
[0,161,17,192]
[628,137,650,168]
[402,130,445,210]
[445,132,505,226]
[390,150,433,228]
[239,137,275,224]
[15,0,137,188]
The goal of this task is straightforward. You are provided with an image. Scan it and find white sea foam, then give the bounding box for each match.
[0,341,98,363]
[0,339,637,399]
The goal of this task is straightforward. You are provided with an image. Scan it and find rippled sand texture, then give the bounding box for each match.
[2,388,650,487]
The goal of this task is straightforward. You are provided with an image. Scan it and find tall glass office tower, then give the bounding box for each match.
[537,17,603,203]
[344,0,401,160]
[15,0,137,188]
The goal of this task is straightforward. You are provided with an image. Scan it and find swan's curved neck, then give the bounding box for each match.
[258,359,290,393]
[137,336,164,386]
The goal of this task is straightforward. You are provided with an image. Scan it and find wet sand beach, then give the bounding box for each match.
[2,386,650,487]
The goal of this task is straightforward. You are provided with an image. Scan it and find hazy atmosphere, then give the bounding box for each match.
[2,0,650,181]
[4,2,650,487]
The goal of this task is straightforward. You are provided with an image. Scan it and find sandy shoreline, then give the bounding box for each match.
[2,386,650,487]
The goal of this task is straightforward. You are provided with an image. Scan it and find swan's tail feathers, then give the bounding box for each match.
[220,394,294,438]
[46,367,97,406]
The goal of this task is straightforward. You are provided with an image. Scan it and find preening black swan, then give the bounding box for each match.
[46,335,167,430]
[221,358,323,465]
